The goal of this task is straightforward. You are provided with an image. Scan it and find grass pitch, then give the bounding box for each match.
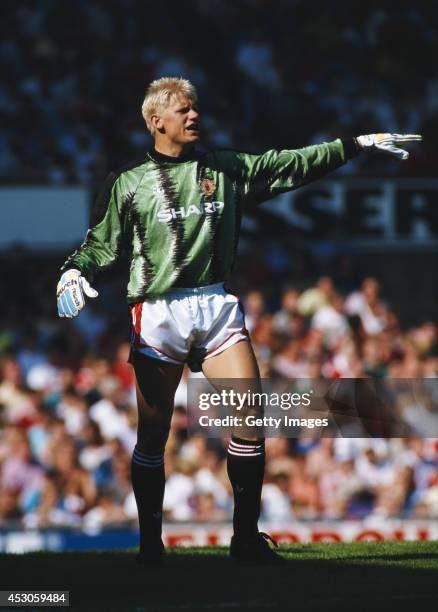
[1,541,438,611]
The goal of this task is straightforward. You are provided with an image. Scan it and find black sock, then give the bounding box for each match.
[131,446,165,552]
[227,437,265,539]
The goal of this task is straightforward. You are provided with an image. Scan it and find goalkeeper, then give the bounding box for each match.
[57,77,421,565]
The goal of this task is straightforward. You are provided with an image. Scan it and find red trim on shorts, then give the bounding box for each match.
[206,328,249,356]
[130,303,143,335]
[133,339,185,363]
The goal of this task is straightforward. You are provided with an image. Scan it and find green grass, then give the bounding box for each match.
[1,542,438,611]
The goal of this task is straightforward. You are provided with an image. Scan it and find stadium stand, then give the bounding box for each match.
[1,250,437,528]
[1,0,438,536]
[1,0,438,185]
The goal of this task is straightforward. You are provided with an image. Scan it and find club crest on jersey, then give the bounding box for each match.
[157,201,224,222]
[200,178,216,197]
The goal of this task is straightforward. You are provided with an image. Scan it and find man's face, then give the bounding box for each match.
[154,96,200,145]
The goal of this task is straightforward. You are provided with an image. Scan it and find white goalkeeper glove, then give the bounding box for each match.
[57,269,98,318]
[355,133,422,160]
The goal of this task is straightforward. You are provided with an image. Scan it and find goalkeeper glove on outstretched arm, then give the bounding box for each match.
[57,269,98,318]
[355,133,422,160]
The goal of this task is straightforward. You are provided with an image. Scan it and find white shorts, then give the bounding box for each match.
[129,283,248,372]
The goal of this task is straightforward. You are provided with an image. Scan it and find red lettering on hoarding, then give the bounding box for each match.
[163,524,433,547]
[207,533,219,545]
[270,532,301,543]
[312,532,342,543]
[166,534,194,547]
[355,530,385,541]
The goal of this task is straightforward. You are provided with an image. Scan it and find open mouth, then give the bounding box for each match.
[186,125,199,132]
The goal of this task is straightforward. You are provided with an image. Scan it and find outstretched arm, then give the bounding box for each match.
[234,139,356,206]
[216,134,421,207]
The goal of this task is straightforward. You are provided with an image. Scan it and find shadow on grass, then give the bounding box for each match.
[1,547,438,611]
[337,552,438,562]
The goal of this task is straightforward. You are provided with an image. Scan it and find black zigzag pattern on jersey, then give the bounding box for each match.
[62,169,122,278]
[195,159,205,185]
[156,166,187,283]
[208,208,222,282]
[89,158,146,227]
[90,171,118,227]
[123,191,155,290]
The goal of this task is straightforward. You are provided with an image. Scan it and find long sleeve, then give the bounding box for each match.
[61,172,125,282]
[214,139,356,207]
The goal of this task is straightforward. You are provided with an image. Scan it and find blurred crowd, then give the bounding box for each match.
[1,0,436,185]
[1,0,438,527]
[1,248,438,529]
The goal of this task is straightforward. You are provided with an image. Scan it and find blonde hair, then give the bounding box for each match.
[141,77,198,135]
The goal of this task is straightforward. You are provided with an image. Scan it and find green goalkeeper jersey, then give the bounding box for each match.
[62,140,355,303]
